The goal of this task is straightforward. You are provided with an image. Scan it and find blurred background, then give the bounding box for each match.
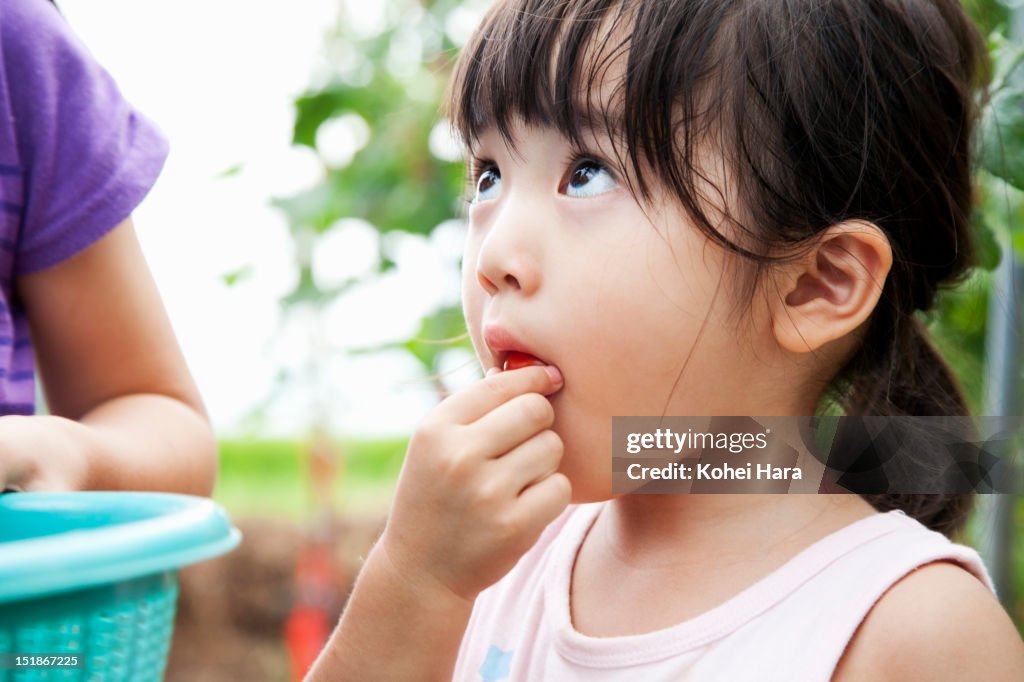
[57,0,1024,679]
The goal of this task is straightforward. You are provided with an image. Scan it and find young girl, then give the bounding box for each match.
[311,0,1024,679]
[0,0,216,495]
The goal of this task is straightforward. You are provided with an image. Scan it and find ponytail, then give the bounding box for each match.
[835,315,974,538]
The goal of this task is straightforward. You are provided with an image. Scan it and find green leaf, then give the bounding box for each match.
[217,163,245,178]
[980,87,1024,189]
[986,31,1024,94]
[221,265,254,287]
[1014,228,1024,258]
[976,171,1024,266]
[972,214,1004,271]
[271,183,344,234]
[293,88,358,149]
[400,305,470,371]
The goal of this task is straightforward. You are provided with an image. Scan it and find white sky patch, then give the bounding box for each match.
[429,120,464,162]
[445,3,489,46]
[315,113,371,168]
[313,218,381,290]
[342,0,391,38]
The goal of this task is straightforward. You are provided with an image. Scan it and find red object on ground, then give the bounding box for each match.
[285,432,343,681]
[285,602,331,681]
[285,542,336,680]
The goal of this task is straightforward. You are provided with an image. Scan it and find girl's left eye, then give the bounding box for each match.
[561,159,618,198]
[473,165,502,202]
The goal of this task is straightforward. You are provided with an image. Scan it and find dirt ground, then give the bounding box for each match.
[165,513,385,682]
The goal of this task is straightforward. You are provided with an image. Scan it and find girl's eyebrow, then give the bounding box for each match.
[575,104,625,134]
[561,97,627,148]
[459,113,626,164]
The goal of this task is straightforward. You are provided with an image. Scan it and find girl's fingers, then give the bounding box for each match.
[466,392,555,457]
[434,365,563,425]
[487,429,564,493]
[511,471,572,536]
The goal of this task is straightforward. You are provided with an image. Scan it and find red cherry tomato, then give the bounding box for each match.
[503,351,544,371]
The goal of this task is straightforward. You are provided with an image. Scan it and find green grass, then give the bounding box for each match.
[213,438,406,521]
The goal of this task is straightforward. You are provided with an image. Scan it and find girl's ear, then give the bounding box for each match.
[770,221,893,354]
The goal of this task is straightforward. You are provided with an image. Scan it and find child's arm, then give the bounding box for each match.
[834,561,1024,681]
[307,541,476,680]
[307,365,570,680]
[0,217,216,495]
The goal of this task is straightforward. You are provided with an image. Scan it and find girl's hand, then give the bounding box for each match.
[380,364,571,603]
[0,415,87,492]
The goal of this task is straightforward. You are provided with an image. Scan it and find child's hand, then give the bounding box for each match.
[0,415,87,492]
[380,365,570,603]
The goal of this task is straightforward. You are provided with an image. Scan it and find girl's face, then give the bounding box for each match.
[461,122,781,502]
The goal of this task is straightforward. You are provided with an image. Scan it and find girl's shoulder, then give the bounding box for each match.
[833,558,1024,681]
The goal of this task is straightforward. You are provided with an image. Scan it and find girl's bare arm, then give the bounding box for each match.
[307,541,475,681]
[307,365,569,680]
[834,561,1024,681]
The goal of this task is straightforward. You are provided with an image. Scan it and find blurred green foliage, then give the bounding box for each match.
[271,1,473,298]
[261,0,482,422]
[215,438,406,520]
[927,0,1024,413]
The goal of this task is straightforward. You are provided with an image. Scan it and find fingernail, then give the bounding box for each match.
[545,365,563,386]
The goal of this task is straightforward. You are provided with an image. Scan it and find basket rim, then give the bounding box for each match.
[0,492,241,603]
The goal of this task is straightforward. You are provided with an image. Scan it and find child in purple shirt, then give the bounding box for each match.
[0,0,215,495]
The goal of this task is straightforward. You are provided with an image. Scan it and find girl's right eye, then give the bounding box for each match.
[474,166,501,202]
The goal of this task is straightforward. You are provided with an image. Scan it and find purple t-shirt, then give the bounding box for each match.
[0,0,168,415]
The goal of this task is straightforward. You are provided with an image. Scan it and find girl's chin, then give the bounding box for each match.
[567,487,615,505]
[558,458,614,504]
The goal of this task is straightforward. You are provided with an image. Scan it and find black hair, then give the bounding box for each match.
[448,0,986,536]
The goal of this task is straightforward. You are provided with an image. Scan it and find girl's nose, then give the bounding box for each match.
[474,202,542,297]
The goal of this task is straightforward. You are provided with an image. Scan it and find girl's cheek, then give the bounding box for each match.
[460,243,478,293]
[460,260,487,357]
[461,235,484,291]
[461,265,482,315]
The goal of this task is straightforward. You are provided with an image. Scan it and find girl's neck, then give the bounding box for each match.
[568,493,879,638]
[601,493,877,568]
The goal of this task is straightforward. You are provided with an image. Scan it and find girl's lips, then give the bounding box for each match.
[484,324,550,372]
[483,325,562,384]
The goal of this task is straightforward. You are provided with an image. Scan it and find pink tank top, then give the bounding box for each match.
[453,502,993,681]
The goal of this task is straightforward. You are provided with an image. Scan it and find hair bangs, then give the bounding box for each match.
[447,0,638,158]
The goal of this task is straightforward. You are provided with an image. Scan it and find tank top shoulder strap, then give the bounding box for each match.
[781,510,993,681]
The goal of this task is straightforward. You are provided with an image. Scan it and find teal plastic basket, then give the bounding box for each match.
[0,492,241,681]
